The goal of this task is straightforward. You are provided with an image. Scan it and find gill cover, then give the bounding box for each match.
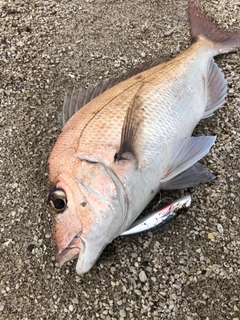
[73,161,129,274]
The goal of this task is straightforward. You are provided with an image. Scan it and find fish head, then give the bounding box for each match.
[48,158,128,275]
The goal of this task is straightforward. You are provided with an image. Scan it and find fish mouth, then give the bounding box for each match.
[56,234,85,267]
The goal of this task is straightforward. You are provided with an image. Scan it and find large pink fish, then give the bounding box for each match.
[48,0,240,274]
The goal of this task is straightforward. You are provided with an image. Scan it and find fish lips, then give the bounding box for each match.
[56,235,85,267]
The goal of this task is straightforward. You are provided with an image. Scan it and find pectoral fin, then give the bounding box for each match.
[115,85,146,163]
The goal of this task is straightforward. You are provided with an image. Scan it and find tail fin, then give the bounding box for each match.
[189,0,240,55]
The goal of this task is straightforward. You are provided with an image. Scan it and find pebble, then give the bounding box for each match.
[119,309,126,317]
[208,233,214,240]
[217,223,224,234]
[139,270,147,282]
[16,41,24,47]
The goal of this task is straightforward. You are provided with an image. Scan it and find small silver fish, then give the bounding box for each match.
[48,0,240,274]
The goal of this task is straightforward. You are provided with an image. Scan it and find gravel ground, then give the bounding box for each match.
[0,0,239,319]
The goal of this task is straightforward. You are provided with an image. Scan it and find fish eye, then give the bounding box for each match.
[48,188,67,214]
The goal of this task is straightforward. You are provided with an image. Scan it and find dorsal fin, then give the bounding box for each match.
[61,57,171,125]
[202,58,227,118]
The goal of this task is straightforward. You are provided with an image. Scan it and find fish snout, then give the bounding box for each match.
[54,211,84,266]
[55,235,84,267]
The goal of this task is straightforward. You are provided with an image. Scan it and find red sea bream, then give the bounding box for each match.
[48,0,240,274]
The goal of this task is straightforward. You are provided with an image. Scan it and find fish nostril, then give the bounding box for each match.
[80,202,87,207]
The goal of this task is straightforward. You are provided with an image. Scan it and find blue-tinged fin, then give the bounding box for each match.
[62,81,113,125]
[161,136,216,184]
[160,162,215,190]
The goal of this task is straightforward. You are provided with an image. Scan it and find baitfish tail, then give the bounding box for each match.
[189,0,240,55]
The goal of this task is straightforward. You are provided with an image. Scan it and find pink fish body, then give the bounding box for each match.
[48,1,240,274]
